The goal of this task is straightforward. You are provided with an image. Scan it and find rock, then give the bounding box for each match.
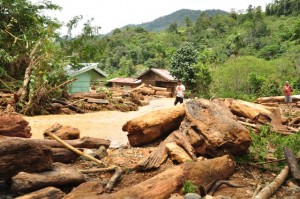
[0,112,31,138]
[81,149,96,160]
[203,195,213,199]
[184,193,202,199]
[44,123,80,140]
[95,146,108,159]
[169,193,185,199]
[214,196,232,199]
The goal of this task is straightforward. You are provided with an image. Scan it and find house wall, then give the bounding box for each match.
[69,70,105,94]
[111,82,140,90]
[139,71,166,86]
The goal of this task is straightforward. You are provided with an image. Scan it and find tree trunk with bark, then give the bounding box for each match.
[0,139,53,180]
[1,136,110,149]
[51,148,81,163]
[64,155,235,199]
[11,163,86,195]
[122,104,185,147]
[185,99,251,156]
[15,187,66,199]
[256,95,300,104]
[0,112,32,138]
[284,147,300,181]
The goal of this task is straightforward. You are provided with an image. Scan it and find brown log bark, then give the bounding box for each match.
[63,181,104,199]
[0,112,32,138]
[122,104,185,147]
[43,123,80,140]
[140,87,156,95]
[65,155,235,199]
[70,92,107,99]
[0,139,53,180]
[229,99,289,133]
[1,136,110,149]
[185,99,251,156]
[51,148,81,163]
[257,95,300,104]
[166,142,193,163]
[288,116,300,127]
[148,85,168,91]
[15,186,66,199]
[284,147,300,181]
[87,98,109,104]
[11,163,86,195]
[155,90,172,97]
[51,98,84,113]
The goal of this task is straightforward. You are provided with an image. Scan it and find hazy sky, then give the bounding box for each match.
[31,0,274,35]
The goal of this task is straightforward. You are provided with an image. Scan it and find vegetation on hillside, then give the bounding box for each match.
[1,0,300,114]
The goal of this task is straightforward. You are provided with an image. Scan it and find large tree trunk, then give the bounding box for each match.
[0,112,31,138]
[257,95,300,104]
[229,99,288,132]
[15,187,66,199]
[0,139,53,180]
[284,147,300,181]
[65,155,235,199]
[1,136,110,149]
[185,99,251,156]
[122,104,185,146]
[11,163,86,195]
[51,148,81,163]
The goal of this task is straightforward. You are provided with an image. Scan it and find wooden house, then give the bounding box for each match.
[66,63,108,94]
[107,77,141,90]
[137,68,177,92]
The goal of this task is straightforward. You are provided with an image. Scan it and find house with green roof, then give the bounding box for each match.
[66,63,108,94]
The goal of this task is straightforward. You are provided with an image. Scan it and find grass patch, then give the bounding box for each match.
[182,180,198,195]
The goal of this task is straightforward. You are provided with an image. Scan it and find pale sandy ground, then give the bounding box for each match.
[25,98,175,148]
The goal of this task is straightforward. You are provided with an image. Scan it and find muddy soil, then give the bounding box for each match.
[25,97,175,148]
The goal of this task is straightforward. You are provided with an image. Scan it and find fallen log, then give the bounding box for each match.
[166,142,193,163]
[185,99,251,156]
[140,87,156,95]
[1,136,110,149]
[0,139,53,180]
[288,116,300,127]
[148,85,168,91]
[51,98,84,113]
[15,186,66,199]
[155,90,172,97]
[229,99,288,133]
[87,98,109,104]
[254,166,289,199]
[67,155,235,199]
[257,95,300,104]
[43,123,80,140]
[51,148,81,163]
[284,147,300,181]
[70,92,107,100]
[0,112,32,138]
[122,104,185,147]
[11,163,86,195]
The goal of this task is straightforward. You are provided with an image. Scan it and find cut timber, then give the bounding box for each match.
[254,166,289,199]
[87,98,109,104]
[71,155,235,199]
[0,112,31,138]
[185,99,251,156]
[229,99,288,133]
[155,90,172,97]
[257,95,300,104]
[166,142,193,163]
[63,181,104,199]
[15,187,66,199]
[11,163,86,195]
[149,85,168,91]
[44,123,80,140]
[1,136,110,149]
[0,139,52,180]
[70,92,107,99]
[140,87,155,95]
[51,148,81,163]
[51,98,84,113]
[284,147,300,181]
[122,104,185,146]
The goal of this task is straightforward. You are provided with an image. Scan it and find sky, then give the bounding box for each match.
[31,0,274,35]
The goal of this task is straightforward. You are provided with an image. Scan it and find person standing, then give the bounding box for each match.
[174,80,185,105]
[282,81,293,111]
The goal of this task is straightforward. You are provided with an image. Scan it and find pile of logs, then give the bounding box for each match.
[129,83,173,98]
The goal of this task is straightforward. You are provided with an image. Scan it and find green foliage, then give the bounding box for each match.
[170,42,199,90]
[182,180,198,195]
[239,126,300,166]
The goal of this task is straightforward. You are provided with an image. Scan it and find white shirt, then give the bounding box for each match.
[176,84,185,98]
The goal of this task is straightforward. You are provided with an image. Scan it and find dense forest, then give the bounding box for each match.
[1,0,300,114]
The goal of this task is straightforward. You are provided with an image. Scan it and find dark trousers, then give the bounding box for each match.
[174,96,183,105]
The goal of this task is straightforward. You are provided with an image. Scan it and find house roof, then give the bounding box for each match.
[137,68,176,82]
[65,63,108,78]
[108,77,141,84]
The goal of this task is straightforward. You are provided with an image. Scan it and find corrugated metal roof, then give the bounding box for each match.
[108,77,141,84]
[65,63,108,77]
[137,68,176,81]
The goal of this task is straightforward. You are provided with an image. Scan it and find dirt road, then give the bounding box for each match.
[25,98,175,148]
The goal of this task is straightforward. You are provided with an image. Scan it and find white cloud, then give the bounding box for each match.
[31,0,274,35]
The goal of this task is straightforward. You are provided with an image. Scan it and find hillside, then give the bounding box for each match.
[124,9,227,32]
